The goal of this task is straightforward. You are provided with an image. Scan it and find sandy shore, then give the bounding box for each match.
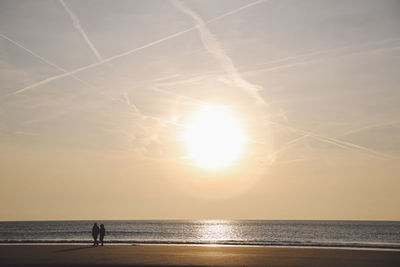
[0,245,399,266]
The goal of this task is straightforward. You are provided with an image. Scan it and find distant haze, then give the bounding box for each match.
[0,0,399,221]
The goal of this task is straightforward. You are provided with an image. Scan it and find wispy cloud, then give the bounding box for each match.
[14,131,40,136]
[268,132,311,164]
[207,0,266,24]
[0,33,93,90]
[59,0,102,61]
[171,0,267,106]
[243,38,400,75]
[270,122,397,160]
[335,121,400,139]
[0,33,152,142]
[4,0,266,97]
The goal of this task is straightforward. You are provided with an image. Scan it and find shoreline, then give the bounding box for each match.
[1,244,400,266]
[1,242,399,251]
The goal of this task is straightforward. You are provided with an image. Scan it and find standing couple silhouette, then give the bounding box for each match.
[91,223,106,246]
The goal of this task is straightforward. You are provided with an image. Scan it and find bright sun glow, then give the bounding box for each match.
[182,105,246,170]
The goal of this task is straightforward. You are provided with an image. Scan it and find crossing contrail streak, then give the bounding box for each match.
[269,122,394,159]
[2,31,395,160]
[7,26,387,160]
[244,40,400,75]
[3,28,191,96]
[0,34,146,118]
[105,92,183,127]
[142,37,400,95]
[150,86,209,106]
[239,37,400,72]
[335,121,400,139]
[0,33,94,91]
[59,0,102,61]
[0,35,183,128]
[318,133,395,159]
[268,133,311,164]
[207,0,266,24]
[5,0,266,96]
[149,76,394,161]
[1,34,65,73]
[172,0,267,106]
[272,158,310,165]
[0,34,181,129]
[149,77,388,160]
[14,131,40,136]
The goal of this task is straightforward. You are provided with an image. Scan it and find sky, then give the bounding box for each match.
[0,0,399,221]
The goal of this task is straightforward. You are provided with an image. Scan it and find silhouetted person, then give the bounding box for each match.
[92,223,99,247]
[99,224,106,246]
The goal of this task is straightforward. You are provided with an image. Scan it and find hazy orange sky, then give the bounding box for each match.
[1,0,400,221]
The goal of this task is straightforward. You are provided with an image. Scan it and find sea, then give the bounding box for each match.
[0,220,399,249]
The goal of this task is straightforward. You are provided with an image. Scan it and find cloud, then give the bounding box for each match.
[172,0,267,106]
[242,38,400,75]
[5,0,267,96]
[0,33,93,90]
[335,121,400,139]
[270,121,397,160]
[59,0,102,62]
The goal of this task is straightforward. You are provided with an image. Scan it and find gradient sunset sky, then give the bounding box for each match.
[1,0,399,221]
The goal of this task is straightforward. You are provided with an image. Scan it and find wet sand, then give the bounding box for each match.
[0,245,399,266]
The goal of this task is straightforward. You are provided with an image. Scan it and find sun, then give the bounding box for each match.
[182,104,246,170]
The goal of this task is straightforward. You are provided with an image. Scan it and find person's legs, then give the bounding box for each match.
[100,236,104,246]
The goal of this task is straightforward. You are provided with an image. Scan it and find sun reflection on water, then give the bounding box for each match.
[196,220,238,243]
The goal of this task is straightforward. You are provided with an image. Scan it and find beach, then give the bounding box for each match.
[0,245,399,267]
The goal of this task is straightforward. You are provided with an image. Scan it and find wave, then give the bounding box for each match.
[1,239,399,249]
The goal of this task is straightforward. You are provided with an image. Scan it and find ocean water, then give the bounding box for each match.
[0,220,399,249]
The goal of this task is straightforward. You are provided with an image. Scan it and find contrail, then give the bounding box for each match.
[172,0,267,106]
[244,39,400,75]
[208,0,266,24]
[0,33,114,110]
[1,34,67,74]
[3,27,192,96]
[239,37,400,72]
[0,33,95,91]
[150,85,209,106]
[268,133,311,164]
[107,92,183,127]
[0,34,146,118]
[3,29,394,161]
[269,121,394,159]
[5,0,266,96]
[59,0,102,61]
[272,158,311,165]
[147,37,400,99]
[335,121,400,139]
[10,23,386,161]
[0,36,183,152]
[14,131,40,136]
[122,91,132,106]
[148,72,397,161]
